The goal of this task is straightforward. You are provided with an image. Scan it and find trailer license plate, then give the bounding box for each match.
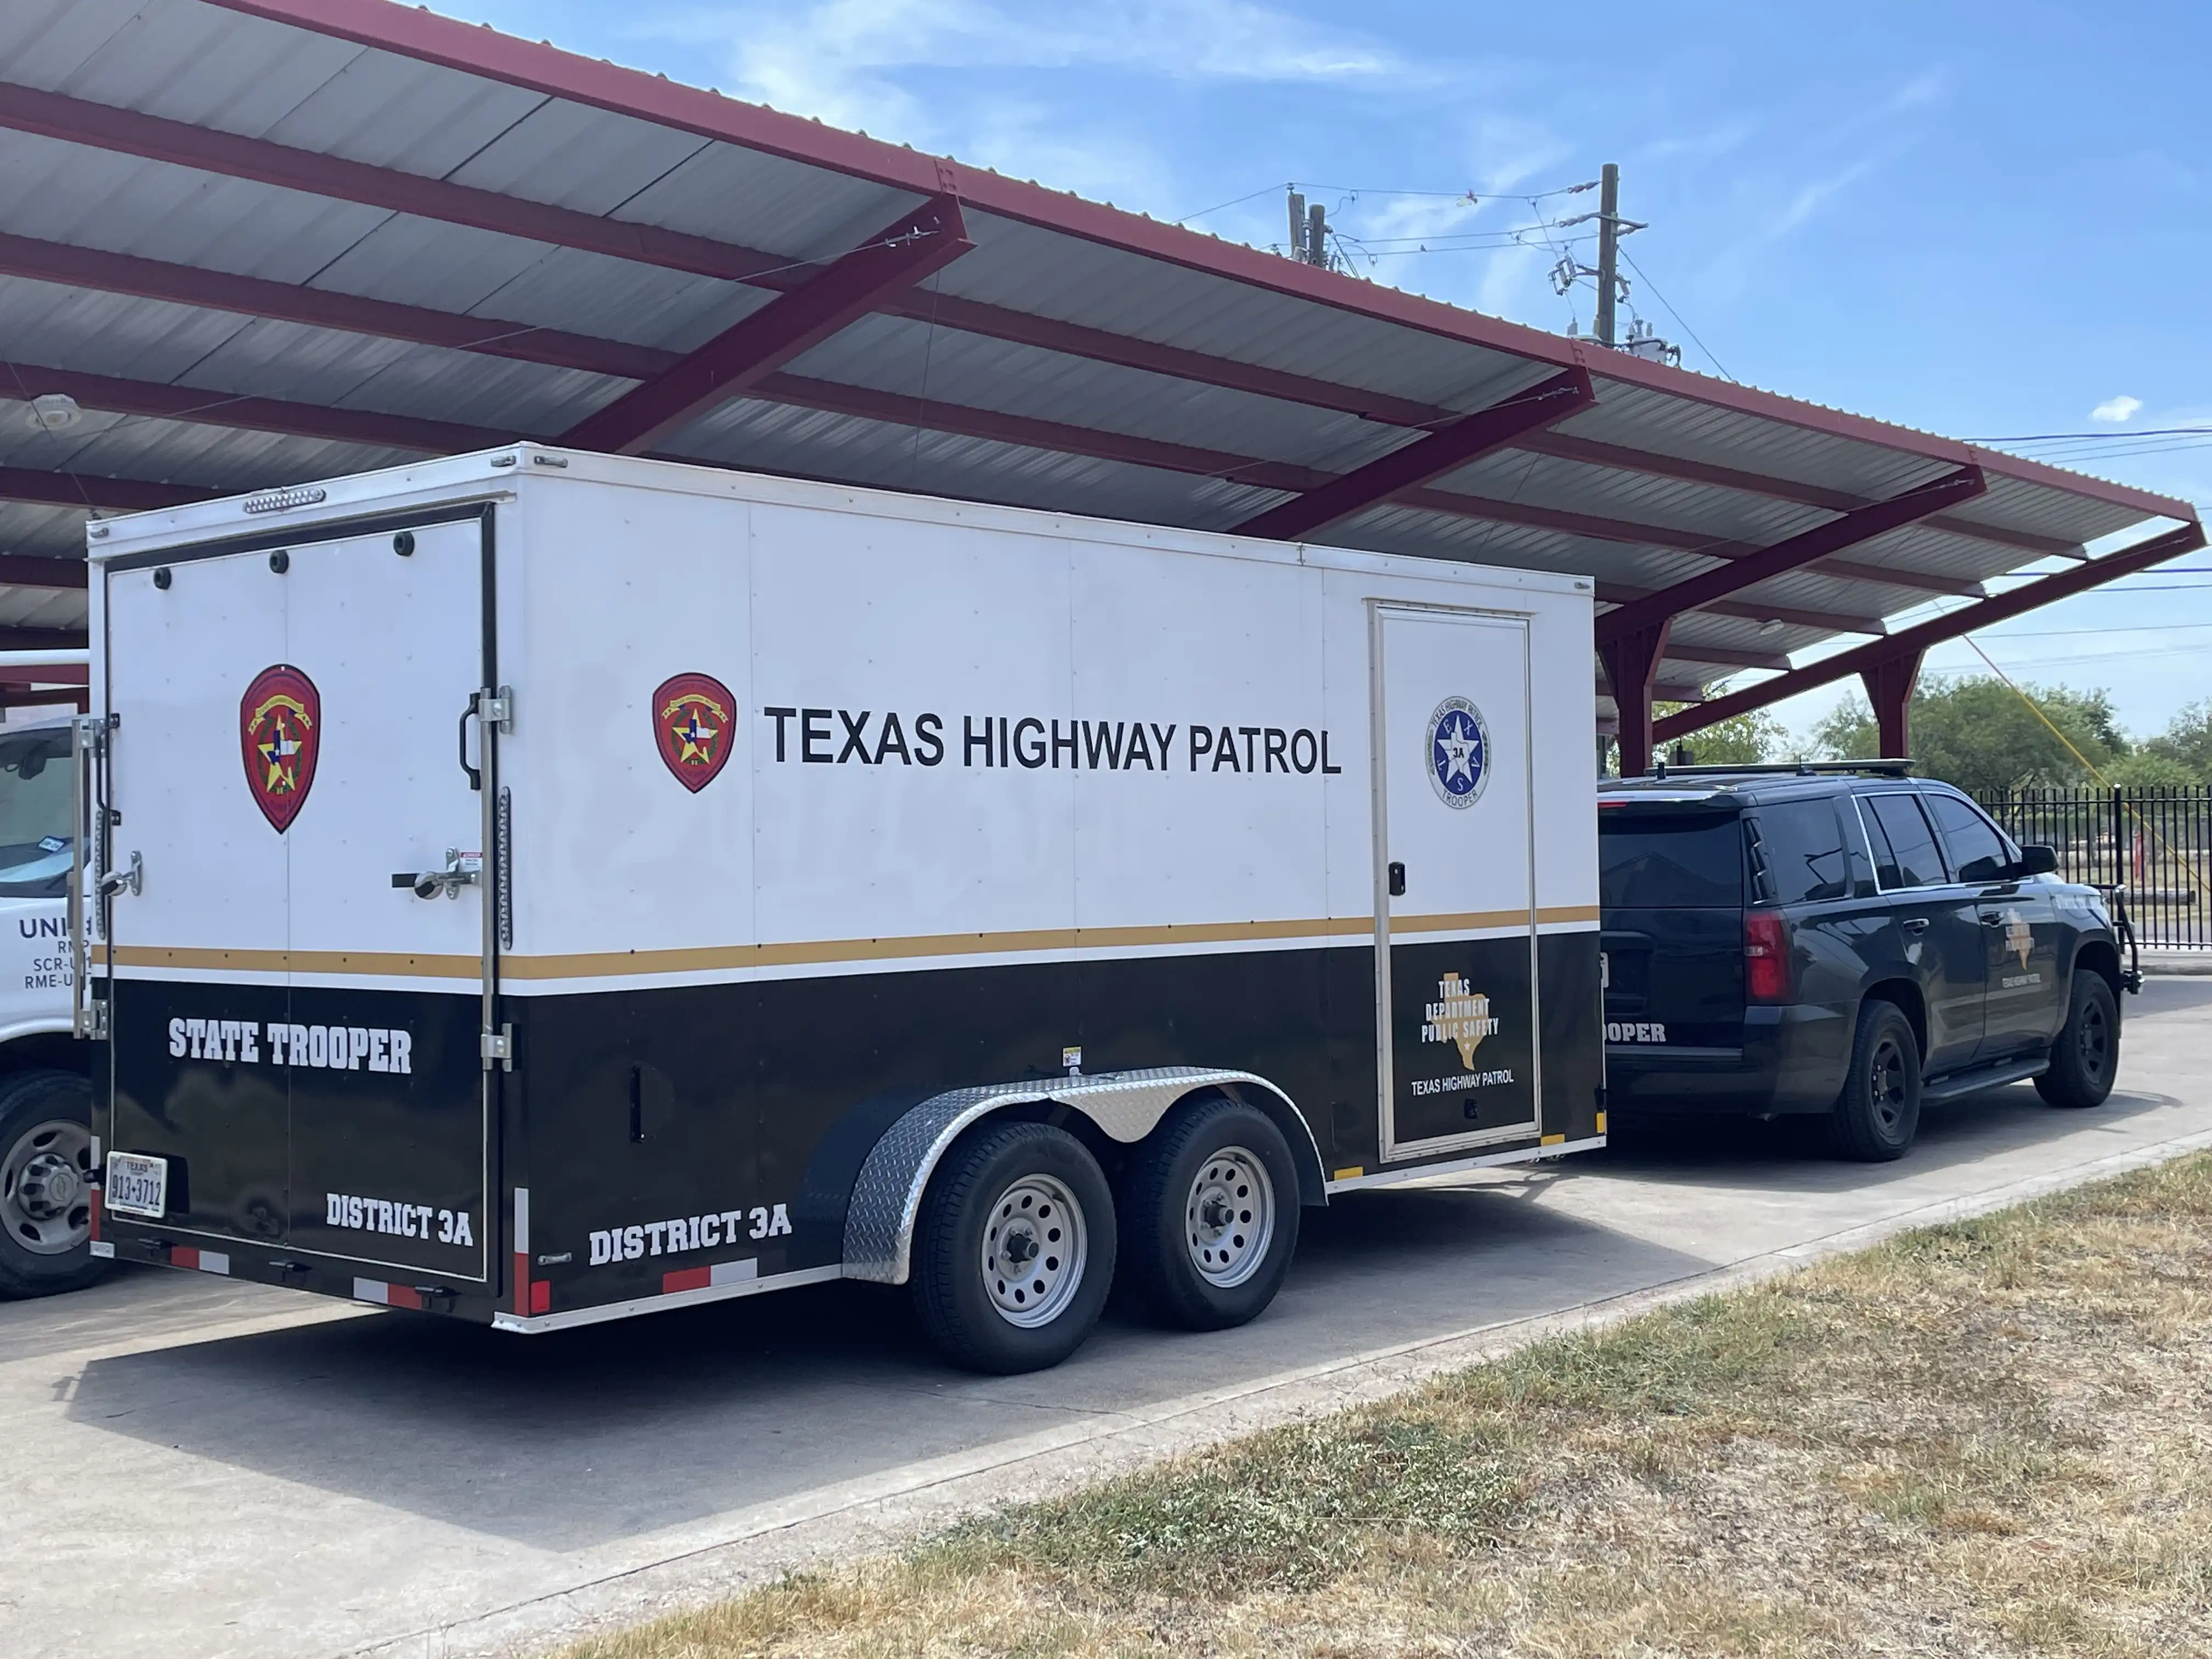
[104,1152,168,1219]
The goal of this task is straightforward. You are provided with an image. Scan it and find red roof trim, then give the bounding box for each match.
[195,0,2197,523]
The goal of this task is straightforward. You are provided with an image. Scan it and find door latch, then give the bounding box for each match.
[96,851,143,899]
[1387,861,1407,897]
[393,848,481,900]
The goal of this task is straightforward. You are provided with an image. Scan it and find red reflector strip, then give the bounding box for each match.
[351,1278,422,1310]
[88,1186,101,1243]
[529,1279,550,1314]
[172,1245,199,1271]
[661,1259,760,1296]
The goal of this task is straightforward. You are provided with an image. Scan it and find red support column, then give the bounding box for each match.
[1599,618,1673,777]
[1860,647,1925,760]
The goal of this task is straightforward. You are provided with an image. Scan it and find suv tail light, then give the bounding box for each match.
[1744,910,1792,1003]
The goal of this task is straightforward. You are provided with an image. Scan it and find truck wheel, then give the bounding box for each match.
[1120,1097,1299,1331]
[1827,1001,1921,1162]
[0,1069,107,1300]
[2036,972,2119,1110]
[911,1121,1115,1374]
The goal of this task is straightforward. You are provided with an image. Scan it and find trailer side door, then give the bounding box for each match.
[1369,603,1542,1159]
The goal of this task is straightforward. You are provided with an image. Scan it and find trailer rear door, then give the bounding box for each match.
[1369,604,1542,1160]
[103,511,495,1282]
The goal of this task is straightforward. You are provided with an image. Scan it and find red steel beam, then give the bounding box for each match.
[1522,431,2078,560]
[0,628,87,651]
[566,198,973,455]
[1594,583,1884,635]
[0,465,219,517]
[0,231,672,382]
[0,551,89,589]
[1652,521,2209,744]
[0,86,1442,427]
[1234,369,1594,541]
[0,663,88,685]
[1,362,519,453]
[1595,465,1987,647]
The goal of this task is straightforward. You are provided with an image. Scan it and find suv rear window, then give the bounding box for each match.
[1599,810,1743,909]
[1747,799,1853,904]
[1861,793,1949,889]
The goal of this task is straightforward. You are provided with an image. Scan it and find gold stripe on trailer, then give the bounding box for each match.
[110,906,1602,984]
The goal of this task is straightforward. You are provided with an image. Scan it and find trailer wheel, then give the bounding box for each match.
[1121,1097,1299,1330]
[910,1121,1116,1373]
[0,1069,107,1300]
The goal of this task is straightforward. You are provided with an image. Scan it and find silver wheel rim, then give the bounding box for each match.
[1186,1146,1274,1289]
[981,1172,1087,1329]
[2,1116,93,1256]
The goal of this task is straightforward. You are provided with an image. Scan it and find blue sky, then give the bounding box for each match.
[442,0,2210,746]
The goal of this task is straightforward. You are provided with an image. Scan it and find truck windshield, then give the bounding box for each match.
[1598,809,1743,909]
[0,728,73,899]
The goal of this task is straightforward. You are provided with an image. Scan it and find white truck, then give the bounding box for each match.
[0,713,102,1299]
[80,448,1604,1370]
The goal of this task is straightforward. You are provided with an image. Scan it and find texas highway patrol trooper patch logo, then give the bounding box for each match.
[240,664,320,833]
[652,672,735,793]
[1426,696,1489,809]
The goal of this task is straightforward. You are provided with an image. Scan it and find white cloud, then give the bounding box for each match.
[2090,394,2143,423]
[642,0,1398,152]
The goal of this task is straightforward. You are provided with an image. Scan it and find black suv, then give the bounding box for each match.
[1597,763,2135,1159]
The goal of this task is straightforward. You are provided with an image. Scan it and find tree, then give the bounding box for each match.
[1602,701,1788,775]
[2140,701,2212,783]
[1810,674,2125,795]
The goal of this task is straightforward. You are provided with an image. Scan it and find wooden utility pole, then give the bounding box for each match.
[1594,162,1620,347]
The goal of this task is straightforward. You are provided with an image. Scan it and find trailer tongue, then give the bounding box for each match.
[82,449,1605,1369]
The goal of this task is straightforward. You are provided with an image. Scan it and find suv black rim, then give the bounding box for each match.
[1869,1035,1908,1135]
[2077,1000,2110,1080]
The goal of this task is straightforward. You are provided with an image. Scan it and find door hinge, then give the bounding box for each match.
[481,1023,514,1070]
[479,689,515,733]
[74,1000,109,1041]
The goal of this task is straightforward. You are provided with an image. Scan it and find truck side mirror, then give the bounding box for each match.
[2013,844,2058,878]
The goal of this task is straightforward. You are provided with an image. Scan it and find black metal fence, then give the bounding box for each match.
[1973,786,2212,949]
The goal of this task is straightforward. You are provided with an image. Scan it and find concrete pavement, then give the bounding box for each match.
[4,974,2208,1659]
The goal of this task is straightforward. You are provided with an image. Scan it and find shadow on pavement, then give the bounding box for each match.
[58,977,2208,1553]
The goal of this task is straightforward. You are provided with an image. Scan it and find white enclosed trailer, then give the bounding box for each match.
[81,449,1602,1369]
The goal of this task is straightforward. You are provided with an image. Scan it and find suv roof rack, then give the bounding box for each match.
[1638,758,1917,781]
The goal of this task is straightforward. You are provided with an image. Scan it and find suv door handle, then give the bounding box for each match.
[1902,917,1929,934]
[1978,913,2007,927]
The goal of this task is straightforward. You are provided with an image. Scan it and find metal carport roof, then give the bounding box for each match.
[0,0,2197,754]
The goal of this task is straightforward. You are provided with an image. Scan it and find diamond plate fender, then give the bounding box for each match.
[840,1066,1324,1284]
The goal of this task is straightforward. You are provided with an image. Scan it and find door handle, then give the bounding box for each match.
[1979,913,2007,928]
[1387,861,1406,897]
[1903,916,1929,934]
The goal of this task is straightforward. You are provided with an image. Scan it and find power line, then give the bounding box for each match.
[1970,426,2212,443]
[1618,246,1734,383]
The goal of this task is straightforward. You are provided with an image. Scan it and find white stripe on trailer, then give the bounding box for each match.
[196,1250,230,1276]
[710,1258,757,1288]
[353,1277,390,1305]
[490,1262,841,1334]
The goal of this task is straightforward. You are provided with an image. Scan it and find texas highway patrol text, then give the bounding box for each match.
[761,707,1342,775]
[169,1017,413,1072]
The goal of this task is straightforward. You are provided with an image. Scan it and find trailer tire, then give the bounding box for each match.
[2036,970,2119,1110]
[0,1068,106,1300]
[1826,1000,1921,1162]
[910,1120,1115,1374]
[1120,1097,1299,1331]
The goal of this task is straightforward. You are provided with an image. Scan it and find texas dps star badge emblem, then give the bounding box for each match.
[1423,972,1502,1068]
[1426,696,1489,809]
[239,664,320,833]
[652,672,735,793]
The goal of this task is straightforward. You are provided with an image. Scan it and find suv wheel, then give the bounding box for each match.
[2035,972,2119,1110]
[910,1121,1116,1374]
[0,1069,108,1299]
[1829,1001,1921,1161]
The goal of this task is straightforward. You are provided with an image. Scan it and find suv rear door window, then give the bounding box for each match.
[1599,810,1743,908]
[1862,793,1950,889]
[1747,799,1852,904]
[1923,791,2015,883]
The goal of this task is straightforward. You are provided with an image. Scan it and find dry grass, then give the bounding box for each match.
[566,1153,2212,1658]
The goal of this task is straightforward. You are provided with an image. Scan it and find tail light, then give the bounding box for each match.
[1744,910,1792,1003]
